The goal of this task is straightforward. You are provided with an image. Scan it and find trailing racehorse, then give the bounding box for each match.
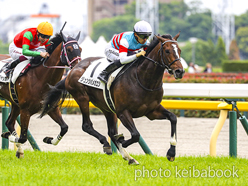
[40,33,184,164]
[0,31,81,158]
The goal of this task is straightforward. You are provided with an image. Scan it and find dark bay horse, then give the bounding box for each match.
[1,32,81,158]
[40,33,184,164]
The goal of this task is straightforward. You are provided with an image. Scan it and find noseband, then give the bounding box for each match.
[43,40,81,69]
[60,40,81,68]
[142,40,180,72]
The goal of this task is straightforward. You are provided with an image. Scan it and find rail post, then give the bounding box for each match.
[1,100,9,149]
[229,110,237,157]
[139,136,153,155]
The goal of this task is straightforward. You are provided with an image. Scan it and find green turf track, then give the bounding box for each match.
[0,150,246,186]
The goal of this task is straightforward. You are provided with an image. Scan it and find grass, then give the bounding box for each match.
[0,150,246,186]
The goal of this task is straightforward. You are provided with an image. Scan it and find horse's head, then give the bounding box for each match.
[60,32,82,68]
[155,32,185,79]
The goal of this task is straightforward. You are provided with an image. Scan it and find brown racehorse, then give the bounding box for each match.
[1,32,81,158]
[40,33,184,164]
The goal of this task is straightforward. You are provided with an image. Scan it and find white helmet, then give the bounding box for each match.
[133,20,152,36]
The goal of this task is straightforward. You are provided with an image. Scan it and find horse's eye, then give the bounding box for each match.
[165,50,170,54]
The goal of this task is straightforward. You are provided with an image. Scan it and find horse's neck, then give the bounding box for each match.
[136,51,164,87]
[37,45,64,84]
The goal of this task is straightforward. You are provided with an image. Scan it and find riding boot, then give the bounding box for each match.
[97,60,122,83]
[2,58,21,78]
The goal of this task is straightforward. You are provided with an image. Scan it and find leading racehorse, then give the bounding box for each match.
[40,33,184,164]
[1,31,81,158]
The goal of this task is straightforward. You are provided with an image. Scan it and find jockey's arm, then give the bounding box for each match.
[118,39,137,64]
[22,44,41,57]
[22,31,50,57]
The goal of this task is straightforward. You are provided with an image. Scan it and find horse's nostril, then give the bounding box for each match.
[175,69,182,74]
[174,69,185,79]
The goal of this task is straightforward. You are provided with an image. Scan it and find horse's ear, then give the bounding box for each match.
[75,31,81,41]
[61,32,68,42]
[173,31,181,41]
[155,35,163,42]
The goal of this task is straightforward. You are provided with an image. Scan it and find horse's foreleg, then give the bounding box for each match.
[8,109,30,159]
[105,110,139,165]
[44,107,68,145]
[17,109,31,144]
[146,105,177,162]
[117,110,140,148]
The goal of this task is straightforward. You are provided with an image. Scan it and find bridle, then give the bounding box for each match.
[135,39,181,91]
[43,40,81,69]
[142,40,180,72]
[60,40,81,68]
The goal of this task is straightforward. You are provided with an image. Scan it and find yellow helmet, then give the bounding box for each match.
[37,22,53,36]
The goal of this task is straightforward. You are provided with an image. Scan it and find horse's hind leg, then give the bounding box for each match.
[0,105,24,158]
[104,111,139,165]
[43,107,69,145]
[1,104,20,139]
[75,97,111,154]
[146,104,177,162]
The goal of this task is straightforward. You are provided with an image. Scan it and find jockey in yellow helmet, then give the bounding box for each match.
[1,21,53,78]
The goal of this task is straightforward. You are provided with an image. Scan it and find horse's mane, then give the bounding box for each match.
[30,33,62,64]
[145,34,172,54]
[46,33,63,54]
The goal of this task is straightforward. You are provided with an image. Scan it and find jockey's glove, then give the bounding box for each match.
[136,50,146,58]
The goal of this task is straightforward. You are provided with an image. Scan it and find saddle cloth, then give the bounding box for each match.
[78,58,123,90]
[0,59,30,84]
[78,58,124,113]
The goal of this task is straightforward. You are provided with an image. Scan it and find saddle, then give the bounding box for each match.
[19,57,44,76]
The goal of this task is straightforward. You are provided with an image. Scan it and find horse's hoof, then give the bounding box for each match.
[103,147,112,155]
[16,151,24,159]
[128,159,139,165]
[166,145,176,162]
[1,131,11,139]
[166,155,175,162]
[43,137,53,144]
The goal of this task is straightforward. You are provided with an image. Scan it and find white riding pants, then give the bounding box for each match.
[104,43,119,62]
[9,42,44,60]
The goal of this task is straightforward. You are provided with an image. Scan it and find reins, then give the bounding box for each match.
[135,60,163,92]
[135,39,180,91]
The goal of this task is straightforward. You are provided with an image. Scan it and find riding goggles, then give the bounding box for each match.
[137,34,150,39]
[39,33,51,39]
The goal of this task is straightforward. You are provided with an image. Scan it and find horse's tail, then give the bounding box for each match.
[39,78,67,118]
